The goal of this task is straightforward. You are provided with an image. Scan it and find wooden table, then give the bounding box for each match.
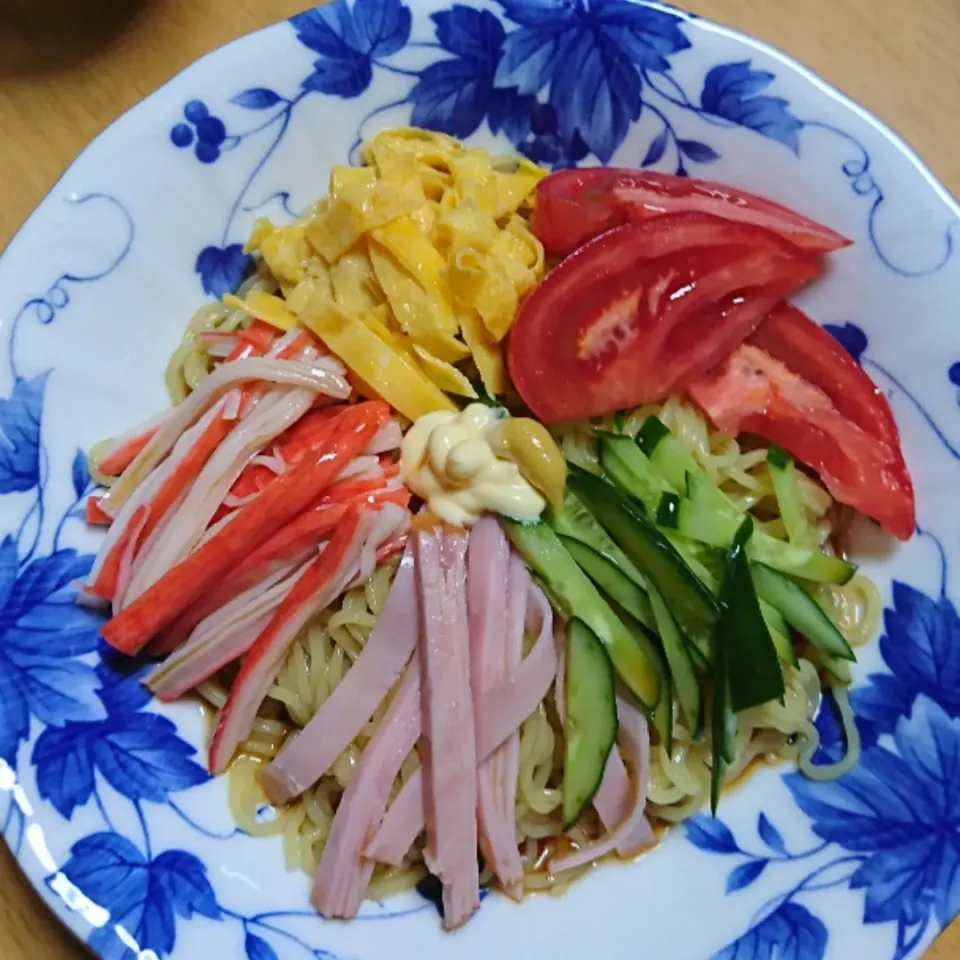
[1,0,958,956]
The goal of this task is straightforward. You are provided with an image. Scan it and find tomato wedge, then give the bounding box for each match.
[689,344,915,540]
[507,213,822,422]
[533,168,852,258]
[749,303,900,450]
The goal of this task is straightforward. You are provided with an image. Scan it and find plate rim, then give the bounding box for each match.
[1,2,959,958]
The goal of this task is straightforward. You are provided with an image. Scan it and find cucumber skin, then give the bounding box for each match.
[563,619,618,829]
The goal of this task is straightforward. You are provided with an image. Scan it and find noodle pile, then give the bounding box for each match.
[181,391,879,897]
[95,131,882,903]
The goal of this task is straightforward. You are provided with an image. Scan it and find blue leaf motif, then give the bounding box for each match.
[787,696,960,928]
[352,0,411,57]
[246,933,280,960]
[291,4,361,58]
[71,448,90,499]
[195,245,253,299]
[494,0,688,163]
[710,903,827,960]
[0,374,47,494]
[231,88,283,110]
[700,61,803,151]
[591,0,691,73]
[757,813,787,855]
[0,659,29,764]
[641,128,668,167]
[551,27,642,163]
[495,19,570,97]
[824,321,868,364]
[301,51,372,97]
[434,5,505,62]
[410,7,507,137]
[151,850,221,920]
[496,0,577,28]
[95,655,153,716]
[61,832,147,908]
[684,814,740,854]
[62,833,220,959]
[6,548,93,629]
[855,582,960,734]
[0,546,101,760]
[677,139,719,163]
[5,653,104,726]
[726,858,768,893]
[292,0,410,99]
[89,712,209,803]
[32,722,94,818]
[411,61,492,139]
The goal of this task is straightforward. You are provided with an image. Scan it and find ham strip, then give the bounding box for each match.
[553,621,655,858]
[550,697,653,874]
[261,542,420,804]
[417,527,479,930]
[468,520,525,898]
[312,660,421,919]
[366,582,556,868]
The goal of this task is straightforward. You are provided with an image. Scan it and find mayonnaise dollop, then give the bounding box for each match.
[400,404,546,526]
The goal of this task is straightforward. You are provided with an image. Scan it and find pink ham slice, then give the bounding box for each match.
[366,581,556,869]
[312,659,421,919]
[553,621,655,858]
[417,526,479,929]
[260,542,420,804]
[550,697,653,874]
[468,519,525,899]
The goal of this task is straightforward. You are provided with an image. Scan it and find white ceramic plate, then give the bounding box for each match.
[1,2,959,958]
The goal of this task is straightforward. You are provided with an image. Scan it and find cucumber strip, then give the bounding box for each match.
[638,415,671,459]
[647,583,702,736]
[657,492,682,529]
[821,652,853,684]
[761,602,799,668]
[558,535,655,630]
[500,518,664,710]
[710,644,736,815]
[640,417,728,513]
[547,490,648,589]
[685,633,712,677]
[598,434,671,513]
[681,473,856,585]
[751,562,856,662]
[656,666,674,757]
[562,619,617,829]
[767,446,813,547]
[567,472,720,636]
[719,519,786,713]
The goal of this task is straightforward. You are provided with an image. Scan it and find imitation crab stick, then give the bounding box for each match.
[100,402,389,655]
[97,419,165,477]
[87,505,149,601]
[100,356,351,518]
[85,497,113,527]
[208,508,364,774]
[152,501,353,657]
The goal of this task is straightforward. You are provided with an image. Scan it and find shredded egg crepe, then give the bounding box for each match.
[229,128,547,420]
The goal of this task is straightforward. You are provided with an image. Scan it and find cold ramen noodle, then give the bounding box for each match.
[83,129,912,929]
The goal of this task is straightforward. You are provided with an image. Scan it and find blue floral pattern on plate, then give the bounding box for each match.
[3,1,960,958]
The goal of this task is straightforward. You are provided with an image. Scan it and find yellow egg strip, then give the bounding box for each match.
[240,128,548,405]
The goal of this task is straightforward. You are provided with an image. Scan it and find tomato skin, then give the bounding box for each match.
[507,214,822,423]
[533,168,852,258]
[689,345,915,540]
[749,303,900,450]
